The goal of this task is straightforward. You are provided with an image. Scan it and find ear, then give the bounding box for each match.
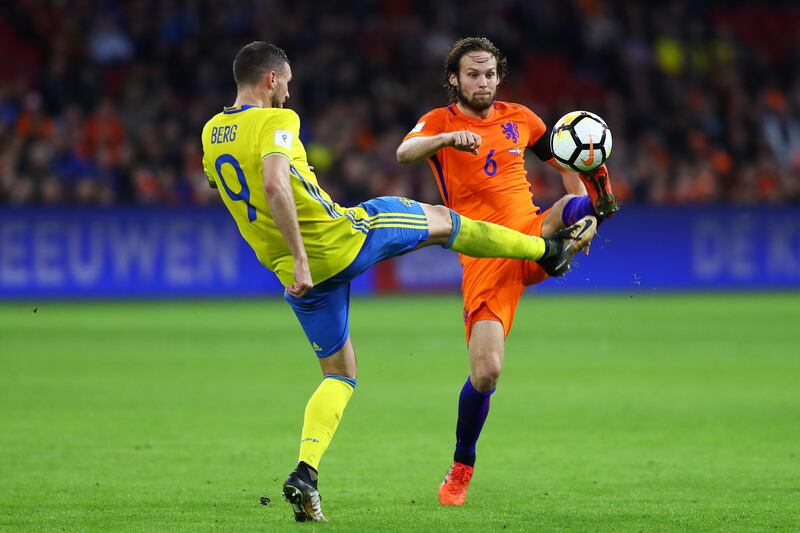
[263,70,277,89]
[448,72,458,88]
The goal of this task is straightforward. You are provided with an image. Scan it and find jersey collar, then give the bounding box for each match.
[449,102,498,122]
[223,104,260,114]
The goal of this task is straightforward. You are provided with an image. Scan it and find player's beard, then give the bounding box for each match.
[457,84,495,113]
[271,95,284,108]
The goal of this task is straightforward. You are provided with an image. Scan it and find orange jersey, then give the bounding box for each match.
[403,101,547,231]
[405,101,551,342]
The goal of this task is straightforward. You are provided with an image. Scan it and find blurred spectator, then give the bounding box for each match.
[89,16,134,64]
[762,89,800,168]
[0,0,798,208]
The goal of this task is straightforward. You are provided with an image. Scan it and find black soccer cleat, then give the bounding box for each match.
[538,215,597,277]
[283,471,326,522]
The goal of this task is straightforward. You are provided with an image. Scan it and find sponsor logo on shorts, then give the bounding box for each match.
[311,342,322,352]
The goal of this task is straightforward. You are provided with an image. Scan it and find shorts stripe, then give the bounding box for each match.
[344,211,369,234]
[368,212,427,220]
[369,223,429,230]
[346,211,428,234]
[368,217,428,225]
[366,208,428,230]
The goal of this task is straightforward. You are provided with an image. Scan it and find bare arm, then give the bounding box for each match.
[396,131,482,164]
[546,158,587,196]
[528,122,586,196]
[263,155,312,297]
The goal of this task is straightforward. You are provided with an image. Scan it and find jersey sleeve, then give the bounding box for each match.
[521,106,553,162]
[202,156,218,189]
[200,123,218,188]
[259,109,301,161]
[402,108,448,142]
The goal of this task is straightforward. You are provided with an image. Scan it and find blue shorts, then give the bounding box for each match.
[285,196,429,357]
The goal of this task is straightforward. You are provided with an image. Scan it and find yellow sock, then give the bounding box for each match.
[298,376,355,470]
[446,211,546,260]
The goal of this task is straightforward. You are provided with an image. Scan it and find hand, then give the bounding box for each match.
[447,130,482,155]
[286,258,313,297]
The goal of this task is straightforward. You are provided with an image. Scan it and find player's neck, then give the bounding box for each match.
[233,87,270,109]
[456,101,494,120]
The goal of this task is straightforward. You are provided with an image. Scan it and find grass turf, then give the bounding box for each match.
[1,294,799,531]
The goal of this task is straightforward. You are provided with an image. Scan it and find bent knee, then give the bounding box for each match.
[474,363,502,382]
[421,203,454,243]
[543,194,580,236]
[551,194,579,217]
[422,203,452,225]
[471,362,502,391]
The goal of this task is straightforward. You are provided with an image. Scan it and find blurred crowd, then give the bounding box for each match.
[1,0,799,208]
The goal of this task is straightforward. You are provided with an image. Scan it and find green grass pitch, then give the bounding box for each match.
[1,294,799,531]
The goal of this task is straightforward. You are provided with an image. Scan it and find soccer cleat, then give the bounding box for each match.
[538,215,597,277]
[578,164,619,218]
[438,462,474,506]
[283,471,326,522]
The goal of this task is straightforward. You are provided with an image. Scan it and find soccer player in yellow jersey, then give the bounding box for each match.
[201,41,597,523]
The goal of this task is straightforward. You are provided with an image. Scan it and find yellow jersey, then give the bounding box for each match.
[201,105,368,286]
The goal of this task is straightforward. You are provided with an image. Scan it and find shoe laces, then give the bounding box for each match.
[446,464,472,485]
[309,491,324,520]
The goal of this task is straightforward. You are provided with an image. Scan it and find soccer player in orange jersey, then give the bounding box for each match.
[397,37,619,506]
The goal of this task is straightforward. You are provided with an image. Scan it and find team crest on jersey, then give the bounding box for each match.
[501,121,519,143]
[398,197,414,207]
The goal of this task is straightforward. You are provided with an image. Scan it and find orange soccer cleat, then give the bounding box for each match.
[438,462,474,506]
[578,164,619,218]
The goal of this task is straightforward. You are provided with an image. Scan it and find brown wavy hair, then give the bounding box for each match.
[444,37,508,103]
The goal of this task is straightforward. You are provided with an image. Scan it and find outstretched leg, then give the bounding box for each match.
[420,204,548,259]
[419,203,596,277]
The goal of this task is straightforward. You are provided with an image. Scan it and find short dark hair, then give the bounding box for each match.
[444,37,508,103]
[233,41,289,86]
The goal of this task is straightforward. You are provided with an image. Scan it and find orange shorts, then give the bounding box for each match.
[461,209,550,343]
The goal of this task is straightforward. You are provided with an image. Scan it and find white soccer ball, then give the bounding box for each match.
[550,110,612,173]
